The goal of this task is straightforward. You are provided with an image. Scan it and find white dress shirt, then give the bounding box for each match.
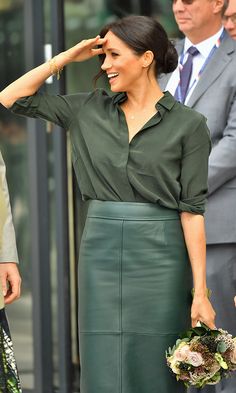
[166,27,224,104]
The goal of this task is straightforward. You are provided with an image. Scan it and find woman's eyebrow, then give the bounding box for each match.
[102,47,120,52]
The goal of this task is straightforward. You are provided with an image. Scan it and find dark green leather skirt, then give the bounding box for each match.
[79,201,192,393]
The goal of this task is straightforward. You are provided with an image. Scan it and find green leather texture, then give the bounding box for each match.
[78,201,192,392]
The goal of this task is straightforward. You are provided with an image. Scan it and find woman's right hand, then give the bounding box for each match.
[0,35,107,108]
[61,36,107,64]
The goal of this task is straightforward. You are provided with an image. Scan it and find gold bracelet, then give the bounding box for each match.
[191,288,212,298]
[48,57,63,80]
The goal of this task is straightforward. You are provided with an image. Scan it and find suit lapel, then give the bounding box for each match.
[175,39,184,56]
[187,34,235,107]
[159,34,235,104]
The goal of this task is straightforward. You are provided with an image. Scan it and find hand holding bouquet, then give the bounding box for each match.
[166,323,236,388]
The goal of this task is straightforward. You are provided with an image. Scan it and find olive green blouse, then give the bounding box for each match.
[11,90,211,214]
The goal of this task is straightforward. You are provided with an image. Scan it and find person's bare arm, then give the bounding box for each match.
[180,212,216,329]
[0,36,106,109]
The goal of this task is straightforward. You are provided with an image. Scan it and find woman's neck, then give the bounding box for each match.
[125,80,164,111]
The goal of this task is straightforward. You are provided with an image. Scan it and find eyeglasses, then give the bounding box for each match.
[172,0,195,4]
[222,13,236,25]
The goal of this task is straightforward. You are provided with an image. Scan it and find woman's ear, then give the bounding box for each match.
[142,50,154,68]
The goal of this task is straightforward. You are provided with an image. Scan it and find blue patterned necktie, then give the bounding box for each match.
[175,46,199,103]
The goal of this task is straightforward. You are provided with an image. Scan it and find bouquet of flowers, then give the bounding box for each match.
[166,323,236,388]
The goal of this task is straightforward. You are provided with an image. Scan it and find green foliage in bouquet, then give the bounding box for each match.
[166,323,236,388]
[0,320,22,393]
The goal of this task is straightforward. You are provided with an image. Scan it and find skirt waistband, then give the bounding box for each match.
[87,200,180,221]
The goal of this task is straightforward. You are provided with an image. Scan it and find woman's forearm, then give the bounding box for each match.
[0,36,105,109]
[0,52,69,109]
[180,212,207,298]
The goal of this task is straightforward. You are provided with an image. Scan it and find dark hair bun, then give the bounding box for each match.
[162,41,178,74]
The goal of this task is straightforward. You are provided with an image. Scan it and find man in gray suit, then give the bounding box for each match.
[0,151,21,305]
[159,1,236,392]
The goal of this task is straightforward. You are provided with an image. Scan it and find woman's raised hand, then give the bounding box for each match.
[0,35,107,108]
[62,36,107,64]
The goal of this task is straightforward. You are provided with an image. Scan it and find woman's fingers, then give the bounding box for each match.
[191,318,198,328]
[202,320,216,330]
[191,310,216,330]
[91,47,105,57]
[65,36,107,62]
[191,318,216,330]
[191,297,216,330]
[77,36,106,50]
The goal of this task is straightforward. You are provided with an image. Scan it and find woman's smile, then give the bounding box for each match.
[107,72,119,84]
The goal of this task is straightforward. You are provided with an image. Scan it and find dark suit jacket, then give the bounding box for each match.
[159,32,236,244]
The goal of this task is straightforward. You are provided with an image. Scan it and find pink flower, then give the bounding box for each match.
[186,352,204,367]
[230,345,236,364]
[175,345,191,362]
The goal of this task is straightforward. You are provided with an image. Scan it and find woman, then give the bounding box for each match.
[0,15,215,393]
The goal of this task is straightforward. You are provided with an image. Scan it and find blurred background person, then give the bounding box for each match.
[222,0,236,39]
[0,151,21,391]
[159,0,236,392]
[222,0,236,311]
[0,151,21,302]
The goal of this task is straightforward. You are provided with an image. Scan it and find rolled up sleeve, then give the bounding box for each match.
[10,92,90,130]
[179,118,211,215]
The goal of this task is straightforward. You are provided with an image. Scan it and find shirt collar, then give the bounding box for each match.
[113,92,127,105]
[156,91,175,111]
[184,26,224,59]
[113,91,175,112]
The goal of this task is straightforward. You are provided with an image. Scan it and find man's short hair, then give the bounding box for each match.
[222,0,229,15]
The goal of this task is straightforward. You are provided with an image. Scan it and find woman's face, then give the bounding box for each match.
[101,31,148,93]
